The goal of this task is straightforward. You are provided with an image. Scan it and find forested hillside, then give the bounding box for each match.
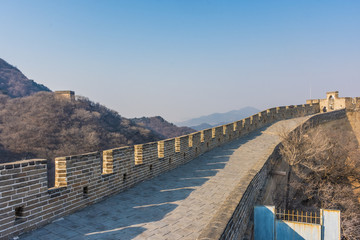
[0,92,161,162]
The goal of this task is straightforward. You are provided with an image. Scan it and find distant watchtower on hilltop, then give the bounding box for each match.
[55,90,75,101]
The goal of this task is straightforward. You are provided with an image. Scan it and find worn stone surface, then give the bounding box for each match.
[18,117,308,240]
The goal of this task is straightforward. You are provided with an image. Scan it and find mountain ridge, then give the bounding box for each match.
[176,106,260,129]
[0,58,51,97]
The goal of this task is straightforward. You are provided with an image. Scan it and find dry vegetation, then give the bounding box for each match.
[277,121,360,239]
[0,92,161,163]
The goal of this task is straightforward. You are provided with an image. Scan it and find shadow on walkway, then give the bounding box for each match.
[21,124,272,240]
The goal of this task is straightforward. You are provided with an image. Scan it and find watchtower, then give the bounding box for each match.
[307,91,354,112]
[55,90,75,101]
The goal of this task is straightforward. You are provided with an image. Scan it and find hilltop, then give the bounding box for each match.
[0,58,51,97]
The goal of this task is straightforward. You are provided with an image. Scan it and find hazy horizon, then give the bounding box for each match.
[1,0,359,122]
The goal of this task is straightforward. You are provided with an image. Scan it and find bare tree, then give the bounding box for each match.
[277,121,360,239]
[277,123,332,208]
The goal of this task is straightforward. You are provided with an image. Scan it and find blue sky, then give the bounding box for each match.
[1,0,359,122]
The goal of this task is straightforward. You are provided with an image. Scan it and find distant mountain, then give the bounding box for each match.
[176,107,260,128]
[0,58,51,97]
[132,116,195,138]
[190,123,213,131]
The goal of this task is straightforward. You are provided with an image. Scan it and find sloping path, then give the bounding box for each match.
[19,117,309,240]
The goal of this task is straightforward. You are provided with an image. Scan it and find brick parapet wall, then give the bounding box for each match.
[0,160,48,238]
[0,103,320,239]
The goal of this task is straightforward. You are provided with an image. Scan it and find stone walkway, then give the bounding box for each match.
[19,117,308,240]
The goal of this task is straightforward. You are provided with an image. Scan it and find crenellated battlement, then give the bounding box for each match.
[0,103,320,239]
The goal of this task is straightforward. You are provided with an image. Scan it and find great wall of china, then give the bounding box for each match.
[1,91,360,239]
